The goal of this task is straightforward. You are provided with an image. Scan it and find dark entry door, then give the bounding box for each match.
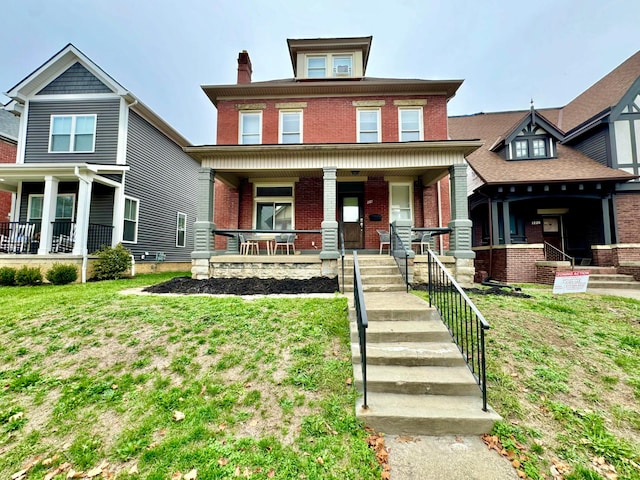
[542,216,564,251]
[338,183,364,249]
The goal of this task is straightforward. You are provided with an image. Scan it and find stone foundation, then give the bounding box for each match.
[134,262,191,275]
[0,254,96,283]
[208,255,324,280]
[412,255,474,288]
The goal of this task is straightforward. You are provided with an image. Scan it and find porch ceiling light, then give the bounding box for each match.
[351,170,360,175]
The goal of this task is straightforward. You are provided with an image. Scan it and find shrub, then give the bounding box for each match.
[92,243,132,280]
[46,263,78,285]
[14,266,42,286]
[0,267,16,286]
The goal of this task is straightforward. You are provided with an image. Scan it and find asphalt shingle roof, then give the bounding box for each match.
[0,110,19,141]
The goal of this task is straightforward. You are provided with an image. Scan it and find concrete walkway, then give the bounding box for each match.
[587,287,640,300]
[387,434,519,479]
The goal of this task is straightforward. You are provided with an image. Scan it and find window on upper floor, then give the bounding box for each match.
[279,111,302,144]
[513,137,549,159]
[239,111,262,145]
[399,108,423,141]
[305,53,354,79]
[123,197,139,243]
[254,184,294,230]
[49,115,96,153]
[357,108,381,142]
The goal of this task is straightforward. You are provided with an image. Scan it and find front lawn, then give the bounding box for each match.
[464,287,640,480]
[0,273,380,479]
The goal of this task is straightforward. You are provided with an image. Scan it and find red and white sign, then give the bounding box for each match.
[552,270,590,294]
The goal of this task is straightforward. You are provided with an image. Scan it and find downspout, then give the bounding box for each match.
[74,166,90,284]
[436,181,444,253]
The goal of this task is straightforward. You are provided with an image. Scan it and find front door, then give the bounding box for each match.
[542,216,564,251]
[338,183,364,249]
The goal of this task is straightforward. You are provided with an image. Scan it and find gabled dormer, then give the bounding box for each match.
[491,107,565,160]
[287,36,372,80]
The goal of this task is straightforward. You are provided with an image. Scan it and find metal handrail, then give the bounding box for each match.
[544,241,575,269]
[389,223,409,292]
[427,249,490,411]
[353,251,368,409]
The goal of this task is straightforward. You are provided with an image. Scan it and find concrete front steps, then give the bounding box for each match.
[588,273,640,290]
[349,291,501,436]
[342,255,406,293]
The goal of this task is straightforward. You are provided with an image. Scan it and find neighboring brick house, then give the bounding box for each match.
[0,110,19,221]
[186,37,481,281]
[0,44,201,280]
[449,50,640,283]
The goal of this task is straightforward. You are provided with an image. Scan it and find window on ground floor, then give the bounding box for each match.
[389,183,413,222]
[27,193,76,221]
[176,212,186,247]
[123,197,139,243]
[254,184,294,230]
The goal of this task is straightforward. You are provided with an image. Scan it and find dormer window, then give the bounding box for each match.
[513,137,549,159]
[532,139,546,157]
[514,140,528,158]
[303,53,357,79]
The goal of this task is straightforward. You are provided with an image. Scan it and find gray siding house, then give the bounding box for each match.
[1,44,201,279]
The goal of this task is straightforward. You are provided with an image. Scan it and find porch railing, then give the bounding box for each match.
[427,248,490,411]
[544,241,575,268]
[0,222,39,254]
[353,251,368,409]
[88,224,114,254]
[389,223,410,292]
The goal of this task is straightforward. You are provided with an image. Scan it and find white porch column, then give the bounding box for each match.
[72,174,93,255]
[38,176,59,255]
[112,183,124,246]
[320,166,339,260]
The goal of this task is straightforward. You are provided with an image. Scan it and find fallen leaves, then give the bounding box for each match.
[482,433,530,479]
[366,428,391,479]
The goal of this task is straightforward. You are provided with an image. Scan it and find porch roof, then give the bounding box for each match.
[184,140,482,187]
[0,163,129,192]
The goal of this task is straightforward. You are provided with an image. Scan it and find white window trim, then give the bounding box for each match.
[252,182,295,230]
[48,114,97,153]
[304,53,355,78]
[239,111,262,145]
[398,107,424,141]
[357,108,381,143]
[27,193,76,222]
[122,196,139,244]
[389,182,414,223]
[306,55,328,78]
[176,212,187,248]
[278,110,303,144]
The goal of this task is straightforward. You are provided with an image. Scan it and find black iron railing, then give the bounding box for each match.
[544,241,575,269]
[353,251,368,409]
[88,224,114,253]
[389,223,409,292]
[0,222,39,254]
[427,249,490,411]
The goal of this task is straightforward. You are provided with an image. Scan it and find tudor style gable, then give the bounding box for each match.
[491,108,564,161]
[610,80,640,177]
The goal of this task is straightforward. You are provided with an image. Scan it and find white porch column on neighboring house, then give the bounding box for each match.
[112,183,124,246]
[72,173,93,256]
[38,176,59,255]
[191,168,216,279]
[320,166,339,260]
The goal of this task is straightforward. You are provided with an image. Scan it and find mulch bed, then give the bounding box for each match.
[143,276,339,295]
[412,283,532,298]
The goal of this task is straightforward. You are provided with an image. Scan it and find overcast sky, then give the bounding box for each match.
[2,0,639,145]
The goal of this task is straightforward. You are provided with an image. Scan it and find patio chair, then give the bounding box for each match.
[52,224,76,253]
[238,233,258,255]
[376,229,390,254]
[273,233,296,255]
[419,232,433,254]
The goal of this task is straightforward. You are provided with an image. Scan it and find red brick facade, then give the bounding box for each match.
[0,138,17,221]
[615,193,640,243]
[474,246,545,283]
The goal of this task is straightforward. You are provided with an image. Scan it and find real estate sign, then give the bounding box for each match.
[552,271,590,294]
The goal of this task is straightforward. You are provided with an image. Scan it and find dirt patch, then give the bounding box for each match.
[412,283,532,299]
[143,276,339,295]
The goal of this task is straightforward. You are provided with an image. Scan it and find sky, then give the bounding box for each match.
[2,0,639,145]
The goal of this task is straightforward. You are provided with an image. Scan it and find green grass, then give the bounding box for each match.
[0,273,380,479]
[465,287,640,480]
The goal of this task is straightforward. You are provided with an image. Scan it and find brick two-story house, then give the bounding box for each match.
[186,37,481,283]
[450,50,640,283]
[0,110,19,221]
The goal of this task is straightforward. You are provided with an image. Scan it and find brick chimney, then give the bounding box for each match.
[237,50,252,84]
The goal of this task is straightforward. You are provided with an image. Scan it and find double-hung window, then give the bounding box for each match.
[514,140,529,158]
[239,112,262,145]
[49,115,96,152]
[307,56,327,78]
[254,185,294,230]
[123,197,139,243]
[389,183,413,222]
[399,108,423,141]
[333,56,352,76]
[176,212,186,248]
[357,109,381,142]
[27,194,76,222]
[532,138,547,157]
[279,111,302,144]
